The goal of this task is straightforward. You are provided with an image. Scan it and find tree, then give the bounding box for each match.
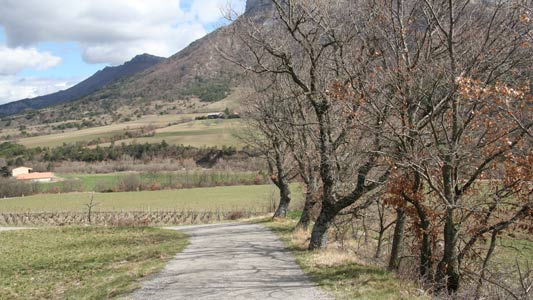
[239,79,298,218]
[0,166,10,177]
[353,0,532,293]
[223,0,391,249]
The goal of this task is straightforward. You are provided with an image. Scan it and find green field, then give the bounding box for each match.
[51,171,268,192]
[101,119,243,148]
[0,227,187,300]
[13,116,242,148]
[0,184,303,212]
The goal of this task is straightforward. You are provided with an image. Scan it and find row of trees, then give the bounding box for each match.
[225,0,532,296]
[0,141,240,165]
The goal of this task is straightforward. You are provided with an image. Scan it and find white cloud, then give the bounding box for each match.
[191,0,241,23]
[0,46,62,75]
[0,76,78,104]
[0,0,245,65]
[0,0,247,104]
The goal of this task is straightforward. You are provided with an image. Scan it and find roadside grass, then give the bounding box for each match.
[0,184,303,212]
[0,227,188,300]
[259,215,428,300]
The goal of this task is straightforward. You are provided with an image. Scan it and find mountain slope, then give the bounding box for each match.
[0,0,273,127]
[53,0,275,110]
[0,54,165,117]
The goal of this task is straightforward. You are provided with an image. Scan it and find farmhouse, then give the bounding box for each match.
[12,167,54,182]
[16,172,54,183]
[11,166,33,177]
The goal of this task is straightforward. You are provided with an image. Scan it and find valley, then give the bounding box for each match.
[0,0,531,300]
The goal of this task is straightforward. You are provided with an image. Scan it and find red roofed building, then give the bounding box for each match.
[15,172,54,183]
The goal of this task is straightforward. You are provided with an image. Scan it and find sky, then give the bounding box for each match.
[0,0,246,105]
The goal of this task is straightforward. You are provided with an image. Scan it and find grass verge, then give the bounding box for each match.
[0,227,188,300]
[258,214,428,300]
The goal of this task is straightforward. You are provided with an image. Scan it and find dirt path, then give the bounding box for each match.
[0,227,34,231]
[130,223,332,300]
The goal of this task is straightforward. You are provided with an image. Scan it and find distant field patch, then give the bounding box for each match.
[107,119,243,147]
[0,227,187,300]
[12,114,205,148]
[51,171,268,192]
[0,184,303,213]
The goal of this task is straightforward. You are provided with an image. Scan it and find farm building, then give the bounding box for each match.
[15,172,54,183]
[11,166,54,182]
[207,112,224,119]
[11,166,32,177]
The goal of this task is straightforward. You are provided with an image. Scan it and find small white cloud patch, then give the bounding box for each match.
[0,0,245,65]
[0,75,78,104]
[0,46,62,75]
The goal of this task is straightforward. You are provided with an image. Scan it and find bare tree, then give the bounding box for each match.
[355,0,532,293]
[85,192,98,224]
[223,0,392,249]
[239,79,298,218]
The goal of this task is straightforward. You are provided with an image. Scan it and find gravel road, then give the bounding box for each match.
[130,222,332,300]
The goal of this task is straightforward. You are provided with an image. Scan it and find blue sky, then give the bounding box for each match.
[0,0,245,104]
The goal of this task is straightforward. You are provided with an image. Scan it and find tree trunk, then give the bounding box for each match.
[420,228,433,281]
[388,207,406,270]
[296,180,318,230]
[436,208,460,293]
[308,201,336,250]
[475,230,498,298]
[375,230,384,259]
[404,191,434,281]
[273,179,291,218]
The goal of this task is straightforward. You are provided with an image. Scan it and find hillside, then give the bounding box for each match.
[0,0,273,145]
[80,0,273,105]
[0,54,165,117]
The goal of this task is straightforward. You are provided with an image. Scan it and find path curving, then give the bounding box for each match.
[130,222,332,300]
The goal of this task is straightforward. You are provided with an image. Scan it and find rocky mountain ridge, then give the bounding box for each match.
[0,54,165,117]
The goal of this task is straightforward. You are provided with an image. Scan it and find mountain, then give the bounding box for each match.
[0,54,165,117]
[246,0,274,13]
[72,1,275,107]
[0,0,274,125]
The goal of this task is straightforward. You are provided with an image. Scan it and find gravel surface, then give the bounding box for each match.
[130,222,332,300]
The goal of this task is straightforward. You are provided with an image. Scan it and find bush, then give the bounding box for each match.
[226,210,246,220]
[116,174,142,192]
[59,180,83,193]
[0,178,39,198]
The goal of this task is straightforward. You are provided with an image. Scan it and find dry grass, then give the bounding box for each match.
[105,119,243,148]
[11,113,213,148]
[261,217,429,300]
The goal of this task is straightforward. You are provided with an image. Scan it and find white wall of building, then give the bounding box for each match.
[12,167,32,177]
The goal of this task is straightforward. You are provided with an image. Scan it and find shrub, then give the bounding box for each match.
[60,180,83,193]
[0,178,39,198]
[226,210,246,220]
[116,174,142,192]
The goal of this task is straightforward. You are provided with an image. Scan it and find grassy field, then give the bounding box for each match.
[260,215,429,300]
[52,171,267,192]
[0,227,188,300]
[101,119,243,148]
[0,184,303,212]
[12,116,242,149]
